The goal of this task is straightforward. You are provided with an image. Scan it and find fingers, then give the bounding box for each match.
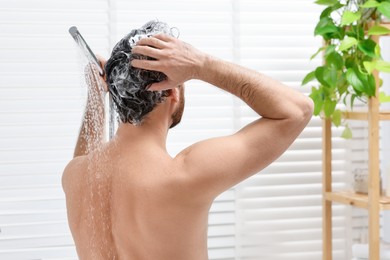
[131,58,160,71]
[131,34,176,70]
[84,54,109,93]
[132,45,162,59]
[153,33,174,42]
[96,54,107,66]
[136,35,168,49]
[95,54,107,80]
[147,79,175,92]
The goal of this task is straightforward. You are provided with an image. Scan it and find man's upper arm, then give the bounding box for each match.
[176,117,304,200]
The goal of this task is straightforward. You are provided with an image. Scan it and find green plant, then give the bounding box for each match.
[303,0,390,138]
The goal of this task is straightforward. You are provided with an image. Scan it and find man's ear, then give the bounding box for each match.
[166,87,180,102]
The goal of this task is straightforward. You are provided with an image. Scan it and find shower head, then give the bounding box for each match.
[68,26,104,76]
[68,26,79,39]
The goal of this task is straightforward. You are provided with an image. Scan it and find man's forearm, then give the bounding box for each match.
[74,95,105,157]
[197,55,313,121]
[74,71,106,158]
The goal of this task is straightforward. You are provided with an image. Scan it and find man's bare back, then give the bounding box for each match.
[63,28,313,259]
[63,138,211,260]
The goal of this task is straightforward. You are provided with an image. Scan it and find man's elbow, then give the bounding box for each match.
[297,96,314,125]
[302,97,314,121]
[279,97,313,140]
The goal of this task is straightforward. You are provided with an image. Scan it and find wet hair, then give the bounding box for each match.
[104,20,174,125]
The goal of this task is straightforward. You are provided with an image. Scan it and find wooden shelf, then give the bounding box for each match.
[325,191,390,210]
[380,22,390,34]
[342,111,390,121]
[323,20,389,260]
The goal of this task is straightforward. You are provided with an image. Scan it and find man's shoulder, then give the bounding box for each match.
[62,156,87,193]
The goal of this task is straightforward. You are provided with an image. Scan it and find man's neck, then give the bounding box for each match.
[114,120,169,151]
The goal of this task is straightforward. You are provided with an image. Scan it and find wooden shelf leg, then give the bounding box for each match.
[368,61,381,260]
[323,118,332,260]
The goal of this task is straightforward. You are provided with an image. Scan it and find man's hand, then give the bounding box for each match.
[131,34,207,91]
[97,55,108,87]
[85,55,108,96]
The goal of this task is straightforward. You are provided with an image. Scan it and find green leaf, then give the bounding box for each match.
[361,0,380,8]
[339,36,358,51]
[375,43,381,57]
[354,66,376,96]
[324,45,337,57]
[327,66,338,88]
[310,46,326,60]
[327,27,345,41]
[366,73,376,97]
[315,0,338,6]
[320,3,345,18]
[346,68,365,92]
[302,71,316,85]
[315,67,329,87]
[347,24,365,41]
[357,39,378,58]
[363,61,376,74]
[316,66,338,88]
[356,67,375,96]
[378,2,390,19]
[375,60,390,72]
[338,77,348,95]
[321,7,334,19]
[325,52,344,70]
[350,94,357,108]
[380,91,390,103]
[309,87,324,116]
[341,125,353,139]
[332,109,342,126]
[345,57,355,69]
[341,11,361,26]
[326,52,344,69]
[325,67,338,88]
[339,76,348,89]
[368,25,390,35]
[314,17,339,36]
[343,94,348,106]
[324,98,337,118]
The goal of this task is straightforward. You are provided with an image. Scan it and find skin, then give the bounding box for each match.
[62,34,314,260]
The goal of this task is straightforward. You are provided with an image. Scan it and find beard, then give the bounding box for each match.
[170,85,185,129]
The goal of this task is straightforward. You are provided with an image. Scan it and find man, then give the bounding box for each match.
[62,21,313,260]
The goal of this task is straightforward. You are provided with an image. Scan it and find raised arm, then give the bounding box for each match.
[73,58,107,158]
[132,34,314,200]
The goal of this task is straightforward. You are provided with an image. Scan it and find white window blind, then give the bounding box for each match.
[0,0,354,259]
[0,0,109,258]
[234,1,349,260]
